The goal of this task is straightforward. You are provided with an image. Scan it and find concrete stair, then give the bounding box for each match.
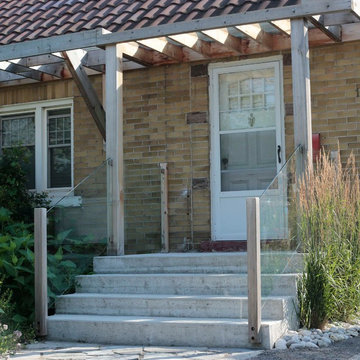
[47,252,301,349]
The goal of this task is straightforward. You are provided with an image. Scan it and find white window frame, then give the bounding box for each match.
[0,98,74,199]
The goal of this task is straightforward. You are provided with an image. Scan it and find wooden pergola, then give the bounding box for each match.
[1,0,360,256]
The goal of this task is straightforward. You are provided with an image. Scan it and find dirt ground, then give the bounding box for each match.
[253,336,360,360]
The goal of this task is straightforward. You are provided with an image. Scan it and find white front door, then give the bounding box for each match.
[210,59,284,240]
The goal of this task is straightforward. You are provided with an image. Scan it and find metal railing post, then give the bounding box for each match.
[34,208,47,336]
[160,162,169,252]
[247,197,261,344]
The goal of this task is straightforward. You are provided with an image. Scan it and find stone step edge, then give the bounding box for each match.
[56,293,294,301]
[47,314,284,325]
[76,273,300,278]
[94,252,301,260]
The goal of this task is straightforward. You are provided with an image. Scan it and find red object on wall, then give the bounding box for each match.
[313,133,321,161]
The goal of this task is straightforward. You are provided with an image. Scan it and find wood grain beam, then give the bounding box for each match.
[291,18,313,167]
[118,42,154,66]
[138,37,184,62]
[235,24,273,49]
[270,19,291,36]
[307,15,342,42]
[63,49,106,140]
[9,54,64,67]
[169,33,212,58]
[201,28,246,54]
[0,61,42,81]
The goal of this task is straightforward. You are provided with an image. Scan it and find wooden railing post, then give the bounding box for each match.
[160,163,169,252]
[34,208,47,337]
[247,197,261,344]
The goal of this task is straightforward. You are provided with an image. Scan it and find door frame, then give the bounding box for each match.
[209,56,286,241]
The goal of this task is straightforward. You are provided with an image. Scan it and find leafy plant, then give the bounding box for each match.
[47,227,106,310]
[0,147,49,223]
[297,151,360,328]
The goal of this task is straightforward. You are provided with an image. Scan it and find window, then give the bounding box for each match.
[0,99,73,193]
[1,113,36,188]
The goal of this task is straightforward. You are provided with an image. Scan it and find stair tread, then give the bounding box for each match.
[95,252,299,259]
[48,314,283,325]
[78,273,299,277]
[58,293,294,300]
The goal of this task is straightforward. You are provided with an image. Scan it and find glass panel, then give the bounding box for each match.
[49,147,71,188]
[124,162,162,254]
[219,67,276,131]
[47,159,109,312]
[259,146,304,322]
[220,130,276,191]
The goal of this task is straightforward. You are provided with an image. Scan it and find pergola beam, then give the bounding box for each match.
[0,0,354,61]
[236,24,273,50]
[0,61,43,81]
[138,37,183,62]
[201,28,246,54]
[291,18,313,171]
[169,33,212,58]
[9,54,64,67]
[307,15,342,42]
[270,20,291,36]
[105,44,125,256]
[62,50,106,140]
[119,42,154,66]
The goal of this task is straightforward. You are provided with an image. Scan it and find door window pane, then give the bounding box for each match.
[220,130,276,192]
[219,68,276,131]
[48,109,72,188]
[1,114,35,188]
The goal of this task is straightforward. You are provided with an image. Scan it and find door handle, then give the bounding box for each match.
[277,145,282,164]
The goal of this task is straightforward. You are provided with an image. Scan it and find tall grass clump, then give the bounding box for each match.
[297,151,360,329]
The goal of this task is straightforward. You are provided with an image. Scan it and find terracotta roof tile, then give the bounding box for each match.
[0,0,300,46]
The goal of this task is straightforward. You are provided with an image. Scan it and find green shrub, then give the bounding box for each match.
[0,207,101,323]
[297,152,360,328]
[0,147,49,223]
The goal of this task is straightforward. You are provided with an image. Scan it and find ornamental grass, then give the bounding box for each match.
[297,151,360,329]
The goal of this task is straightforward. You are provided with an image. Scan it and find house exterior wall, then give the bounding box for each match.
[1,41,360,252]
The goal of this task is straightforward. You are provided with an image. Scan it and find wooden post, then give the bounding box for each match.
[291,18,313,173]
[247,197,261,344]
[34,208,47,337]
[105,44,124,256]
[160,163,169,252]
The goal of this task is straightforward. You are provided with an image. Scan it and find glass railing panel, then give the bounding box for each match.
[46,159,110,312]
[124,161,162,254]
[259,146,303,324]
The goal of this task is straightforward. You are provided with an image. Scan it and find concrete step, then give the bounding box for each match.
[94,252,303,274]
[76,273,298,297]
[47,314,286,349]
[55,293,296,322]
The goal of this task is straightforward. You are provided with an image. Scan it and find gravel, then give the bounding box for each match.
[253,322,360,360]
